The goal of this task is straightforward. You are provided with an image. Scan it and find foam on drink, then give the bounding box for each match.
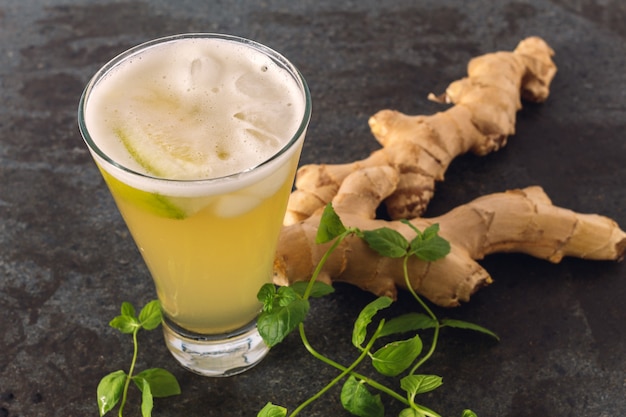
[83,36,306,198]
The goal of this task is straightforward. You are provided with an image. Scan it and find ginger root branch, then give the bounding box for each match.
[274,168,626,307]
[284,36,557,225]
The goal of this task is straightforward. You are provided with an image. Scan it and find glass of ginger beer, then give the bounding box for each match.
[78,33,311,376]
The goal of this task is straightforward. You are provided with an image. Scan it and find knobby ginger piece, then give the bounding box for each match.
[284,36,557,225]
[275,167,626,307]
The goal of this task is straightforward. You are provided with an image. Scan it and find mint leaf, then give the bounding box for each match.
[399,408,422,417]
[371,335,423,376]
[109,315,140,334]
[340,376,384,417]
[441,319,500,341]
[134,368,181,398]
[407,223,450,262]
[138,300,162,330]
[258,284,278,311]
[352,296,393,348]
[257,286,310,346]
[410,234,450,261]
[110,303,139,333]
[120,301,136,318]
[316,203,347,243]
[97,370,126,416]
[362,228,409,258]
[401,374,443,397]
[257,402,288,417]
[290,281,335,298]
[276,286,300,307]
[137,377,153,417]
[378,313,437,338]
[462,410,478,417]
[422,223,441,239]
[257,297,310,347]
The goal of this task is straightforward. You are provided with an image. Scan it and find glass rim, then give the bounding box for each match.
[77,32,312,185]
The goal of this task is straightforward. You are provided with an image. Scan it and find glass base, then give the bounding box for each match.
[162,317,270,377]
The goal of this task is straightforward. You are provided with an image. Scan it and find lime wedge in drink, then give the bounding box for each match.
[108,94,221,219]
[100,168,188,219]
[114,91,219,180]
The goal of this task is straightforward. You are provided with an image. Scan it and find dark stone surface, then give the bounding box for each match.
[1,0,625,416]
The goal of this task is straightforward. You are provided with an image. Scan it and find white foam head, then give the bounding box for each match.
[79,34,311,198]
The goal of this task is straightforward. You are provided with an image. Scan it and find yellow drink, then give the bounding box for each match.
[99,156,298,334]
[79,33,310,375]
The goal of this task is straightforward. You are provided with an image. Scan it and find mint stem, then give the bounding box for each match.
[402,255,440,375]
[290,320,389,416]
[118,327,139,417]
[297,228,412,409]
[297,319,410,406]
[302,230,351,300]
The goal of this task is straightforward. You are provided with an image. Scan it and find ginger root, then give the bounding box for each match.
[274,167,626,307]
[284,36,557,225]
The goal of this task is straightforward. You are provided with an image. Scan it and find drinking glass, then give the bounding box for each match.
[78,33,311,376]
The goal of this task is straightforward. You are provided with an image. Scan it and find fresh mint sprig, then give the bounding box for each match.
[257,204,498,417]
[97,300,181,417]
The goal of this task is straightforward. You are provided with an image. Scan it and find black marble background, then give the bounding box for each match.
[1,1,625,416]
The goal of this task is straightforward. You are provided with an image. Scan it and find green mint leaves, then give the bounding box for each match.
[257,285,310,347]
[97,300,180,417]
[341,376,385,417]
[97,371,126,416]
[256,204,498,417]
[361,221,450,261]
[315,202,348,243]
[352,296,393,348]
[257,281,335,347]
[109,301,162,334]
[258,402,288,417]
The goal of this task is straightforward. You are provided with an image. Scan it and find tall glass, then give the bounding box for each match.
[78,34,311,376]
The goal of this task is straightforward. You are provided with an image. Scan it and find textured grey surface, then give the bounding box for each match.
[1,1,625,416]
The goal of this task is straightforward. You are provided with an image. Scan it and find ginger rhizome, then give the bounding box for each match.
[275,37,624,306]
[284,36,557,225]
[274,167,626,307]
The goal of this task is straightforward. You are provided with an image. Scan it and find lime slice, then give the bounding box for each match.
[114,92,216,180]
[100,168,188,219]
[107,92,218,219]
